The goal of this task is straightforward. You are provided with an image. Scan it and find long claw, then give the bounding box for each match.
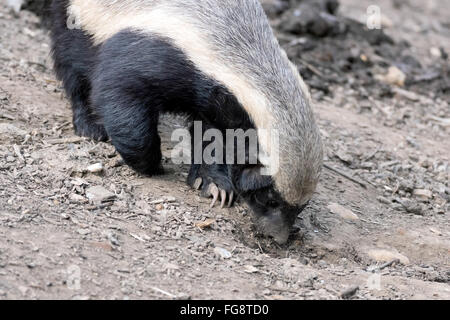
[208,184,219,208]
[193,177,203,190]
[228,191,234,208]
[220,189,227,208]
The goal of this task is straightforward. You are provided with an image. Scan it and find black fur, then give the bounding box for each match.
[90,30,256,176]
[50,0,108,141]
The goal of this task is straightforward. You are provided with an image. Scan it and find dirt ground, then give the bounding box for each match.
[0,0,448,300]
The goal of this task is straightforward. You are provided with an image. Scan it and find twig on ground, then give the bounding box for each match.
[13,144,25,162]
[323,163,367,189]
[44,137,86,145]
[378,259,400,270]
[300,59,326,78]
[55,121,71,131]
[151,286,177,298]
[427,115,450,126]
[363,147,380,161]
[266,286,298,294]
[367,259,400,273]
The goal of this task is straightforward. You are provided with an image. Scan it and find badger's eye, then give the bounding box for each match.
[253,194,266,207]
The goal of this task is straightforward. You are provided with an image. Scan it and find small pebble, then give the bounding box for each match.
[87,163,103,173]
[214,247,232,259]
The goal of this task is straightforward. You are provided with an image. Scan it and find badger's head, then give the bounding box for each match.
[209,1,324,244]
[230,105,324,245]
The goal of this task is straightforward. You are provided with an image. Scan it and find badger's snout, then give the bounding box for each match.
[242,187,302,244]
[255,209,291,244]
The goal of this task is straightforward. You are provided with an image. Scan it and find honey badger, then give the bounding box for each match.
[50,0,324,244]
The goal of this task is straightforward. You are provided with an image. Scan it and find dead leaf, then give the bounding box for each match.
[195,219,215,229]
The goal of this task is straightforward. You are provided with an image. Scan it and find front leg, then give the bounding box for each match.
[186,120,236,208]
[187,163,235,208]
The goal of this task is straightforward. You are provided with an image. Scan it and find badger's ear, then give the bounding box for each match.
[236,165,272,192]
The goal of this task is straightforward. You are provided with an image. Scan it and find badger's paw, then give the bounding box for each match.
[192,177,234,208]
[73,117,108,142]
[187,165,235,208]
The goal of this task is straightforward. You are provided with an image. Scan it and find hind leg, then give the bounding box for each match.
[49,0,107,141]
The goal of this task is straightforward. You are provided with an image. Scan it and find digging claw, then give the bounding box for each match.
[220,189,227,208]
[193,177,203,190]
[191,179,234,208]
[228,191,234,208]
[206,183,234,208]
[208,184,220,208]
